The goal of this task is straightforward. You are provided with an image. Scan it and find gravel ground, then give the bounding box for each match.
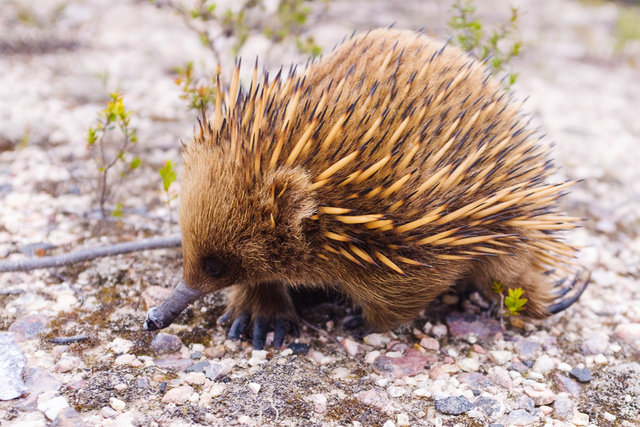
[1,0,639,426]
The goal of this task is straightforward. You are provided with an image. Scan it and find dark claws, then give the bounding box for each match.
[228,312,250,340]
[342,314,364,329]
[273,318,290,348]
[252,316,269,350]
[548,271,591,314]
[217,311,232,325]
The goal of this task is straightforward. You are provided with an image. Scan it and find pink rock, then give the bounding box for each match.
[310,393,327,414]
[8,314,49,341]
[428,363,460,379]
[489,366,512,389]
[615,323,640,346]
[419,337,440,351]
[355,388,394,412]
[162,385,194,404]
[524,386,557,406]
[340,338,360,356]
[445,313,501,340]
[373,349,432,379]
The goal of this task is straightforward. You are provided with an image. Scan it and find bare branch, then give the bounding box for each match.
[0,235,182,272]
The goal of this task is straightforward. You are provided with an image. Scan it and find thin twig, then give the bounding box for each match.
[0,235,182,272]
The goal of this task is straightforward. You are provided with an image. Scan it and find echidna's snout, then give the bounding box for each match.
[143,278,203,331]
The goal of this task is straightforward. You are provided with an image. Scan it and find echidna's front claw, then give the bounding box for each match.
[548,271,591,314]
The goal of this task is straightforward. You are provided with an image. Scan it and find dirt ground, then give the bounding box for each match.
[1,0,639,426]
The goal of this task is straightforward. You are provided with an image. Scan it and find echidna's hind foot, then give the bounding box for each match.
[219,282,300,350]
[547,271,591,314]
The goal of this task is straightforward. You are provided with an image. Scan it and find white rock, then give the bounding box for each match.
[248,382,261,394]
[248,349,268,366]
[114,354,143,368]
[397,413,410,426]
[457,358,480,372]
[383,420,395,427]
[572,411,590,425]
[524,385,557,405]
[489,366,512,389]
[162,385,194,404]
[365,350,381,364]
[109,337,133,354]
[387,386,406,397]
[413,388,430,397]
[185,372,206,385]
[488,350,512,365]
[363,333,390,347]
[209,383,226,397]
[431,324,448,338]
[100,407,118,418]
[109,397,126,411]
[532,355,555,374]
[37,395,70,421]
[310,393,327,413]
[341,337,361,356]
[615,323,640,346]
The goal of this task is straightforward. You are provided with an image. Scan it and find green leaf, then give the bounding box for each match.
[112,202,123,218]
[159,160,177,192]
[130,156,141,170]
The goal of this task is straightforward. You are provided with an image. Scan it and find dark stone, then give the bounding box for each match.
[185,361,210,373]
[508,361,529,373]
[475,396,502,416]
[569,367,593,383]
[435,396,473,415]
[516,394,535,413]
[288,342,309,355]
[190,351,204,360]
[522,359,534,368]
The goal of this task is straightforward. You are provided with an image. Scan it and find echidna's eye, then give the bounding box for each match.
[202,256,224,278]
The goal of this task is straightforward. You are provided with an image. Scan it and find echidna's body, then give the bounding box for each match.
[145,29,587,348]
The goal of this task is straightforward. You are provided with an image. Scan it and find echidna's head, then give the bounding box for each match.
[179,143,316,294]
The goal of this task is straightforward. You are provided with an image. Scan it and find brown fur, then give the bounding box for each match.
[179,29,580,329]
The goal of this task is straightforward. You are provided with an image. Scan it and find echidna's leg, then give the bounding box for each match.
[220,282,299,350]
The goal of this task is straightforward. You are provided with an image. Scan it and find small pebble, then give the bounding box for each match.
[488,350,512,365]
[288,342,309,355]
[435,396,472,415]
[505,409,538,426]
[382,421,395,427]
[569,367,593,383]
[341,337,361,356]
[363,333,390,347]
[151,333,182,355]
[114,354,143,368]
[161,385,194,405]
[309,393,327,414]
[387,386,406,397]
[419,337,440,351]
[185,360,210,373]
[248,382,261,394]
[185,372,206,386]
[100,407,118,418]
[109,397,126,411]
[431,324,448,338]
[396,413,410,426]
[457,357,480,372]
[532,354,555,374]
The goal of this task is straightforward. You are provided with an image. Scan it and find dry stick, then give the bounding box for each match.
[0,235,181,272]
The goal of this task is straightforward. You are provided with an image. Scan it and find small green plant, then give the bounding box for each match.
[504,287,527,316]
[492,280,527,327]
[86,91,139,218]
[448,0,522,87]
[158,159,178,225]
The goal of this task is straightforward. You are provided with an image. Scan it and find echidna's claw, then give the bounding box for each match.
[273,318,293,348]
[548,271,591,314]
[552,277,573,297]
[252,316,269,350]
[228,312,251,340]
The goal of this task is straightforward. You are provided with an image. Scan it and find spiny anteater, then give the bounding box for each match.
[144,28,589,349]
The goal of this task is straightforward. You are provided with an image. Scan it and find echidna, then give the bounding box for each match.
[144,28,588,349]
